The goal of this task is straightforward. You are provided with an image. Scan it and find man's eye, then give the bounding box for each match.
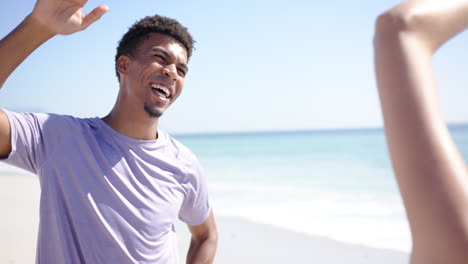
[177,68,186,77]
[154,54,165,60]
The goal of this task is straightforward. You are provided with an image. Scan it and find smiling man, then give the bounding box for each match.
[0,0,217,263]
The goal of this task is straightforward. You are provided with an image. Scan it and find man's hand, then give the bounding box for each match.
[31,0,108,36]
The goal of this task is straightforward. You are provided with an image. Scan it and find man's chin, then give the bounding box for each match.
[144,104,164,118]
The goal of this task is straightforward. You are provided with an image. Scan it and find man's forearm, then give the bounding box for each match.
[0,14,55,88]
[186,235,217,264]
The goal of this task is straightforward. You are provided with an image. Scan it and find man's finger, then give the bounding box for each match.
[81,5,109,30]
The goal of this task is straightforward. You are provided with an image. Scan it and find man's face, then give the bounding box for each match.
[118,32,189,118]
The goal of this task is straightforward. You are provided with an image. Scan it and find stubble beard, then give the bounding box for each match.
[144,103,163,118]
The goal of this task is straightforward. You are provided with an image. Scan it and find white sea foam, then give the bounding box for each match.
[209,181,412,252]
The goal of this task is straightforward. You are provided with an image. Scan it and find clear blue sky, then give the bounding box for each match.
[1,0,467,134]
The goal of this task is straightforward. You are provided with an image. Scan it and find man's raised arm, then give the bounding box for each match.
[0,0,108,157]
[374,0,468,263]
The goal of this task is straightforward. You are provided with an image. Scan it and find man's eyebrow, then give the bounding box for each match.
[151,47,188,72]
[151,47,171,58]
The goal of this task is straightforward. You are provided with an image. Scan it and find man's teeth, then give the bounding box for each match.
[151,84,170,98]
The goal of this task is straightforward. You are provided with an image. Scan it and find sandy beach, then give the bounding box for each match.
[0,171,409,264]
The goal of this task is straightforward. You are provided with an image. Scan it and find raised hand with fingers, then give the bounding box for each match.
[0,0,108,89]
[31,0,109,35]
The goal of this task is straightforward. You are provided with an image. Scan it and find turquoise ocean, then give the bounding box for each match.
[175,125,468,252]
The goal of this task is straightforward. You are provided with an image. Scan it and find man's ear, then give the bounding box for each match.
[117,55,130,77]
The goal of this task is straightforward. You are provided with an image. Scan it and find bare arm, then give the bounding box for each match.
[374,0,468,263]
[0,0,108,157]
[186,211,218,264]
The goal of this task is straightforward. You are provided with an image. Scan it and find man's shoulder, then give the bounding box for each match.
[3,109,98,132]
[161,131,195,155]
[161,131,199,164]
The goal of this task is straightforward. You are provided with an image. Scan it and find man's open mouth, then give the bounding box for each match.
[151,84,171,99]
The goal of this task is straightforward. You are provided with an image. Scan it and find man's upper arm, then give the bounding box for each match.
[178,150,211,226]
[188,210,217,241]
[185,211,217,263]
[0,110,12,158]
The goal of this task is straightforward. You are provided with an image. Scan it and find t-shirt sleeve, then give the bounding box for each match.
[1,109,55,174]
[178,155,211,226]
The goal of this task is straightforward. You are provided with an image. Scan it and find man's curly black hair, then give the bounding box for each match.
[115,15,195,81]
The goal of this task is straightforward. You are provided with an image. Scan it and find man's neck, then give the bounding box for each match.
[102,107,159,140]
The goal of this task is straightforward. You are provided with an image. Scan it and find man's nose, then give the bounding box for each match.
[162,64,177,81]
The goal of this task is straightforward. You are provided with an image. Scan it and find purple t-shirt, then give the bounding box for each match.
[2,110,211,264]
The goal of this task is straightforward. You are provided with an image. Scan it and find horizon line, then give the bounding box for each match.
[173,122,468,138]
